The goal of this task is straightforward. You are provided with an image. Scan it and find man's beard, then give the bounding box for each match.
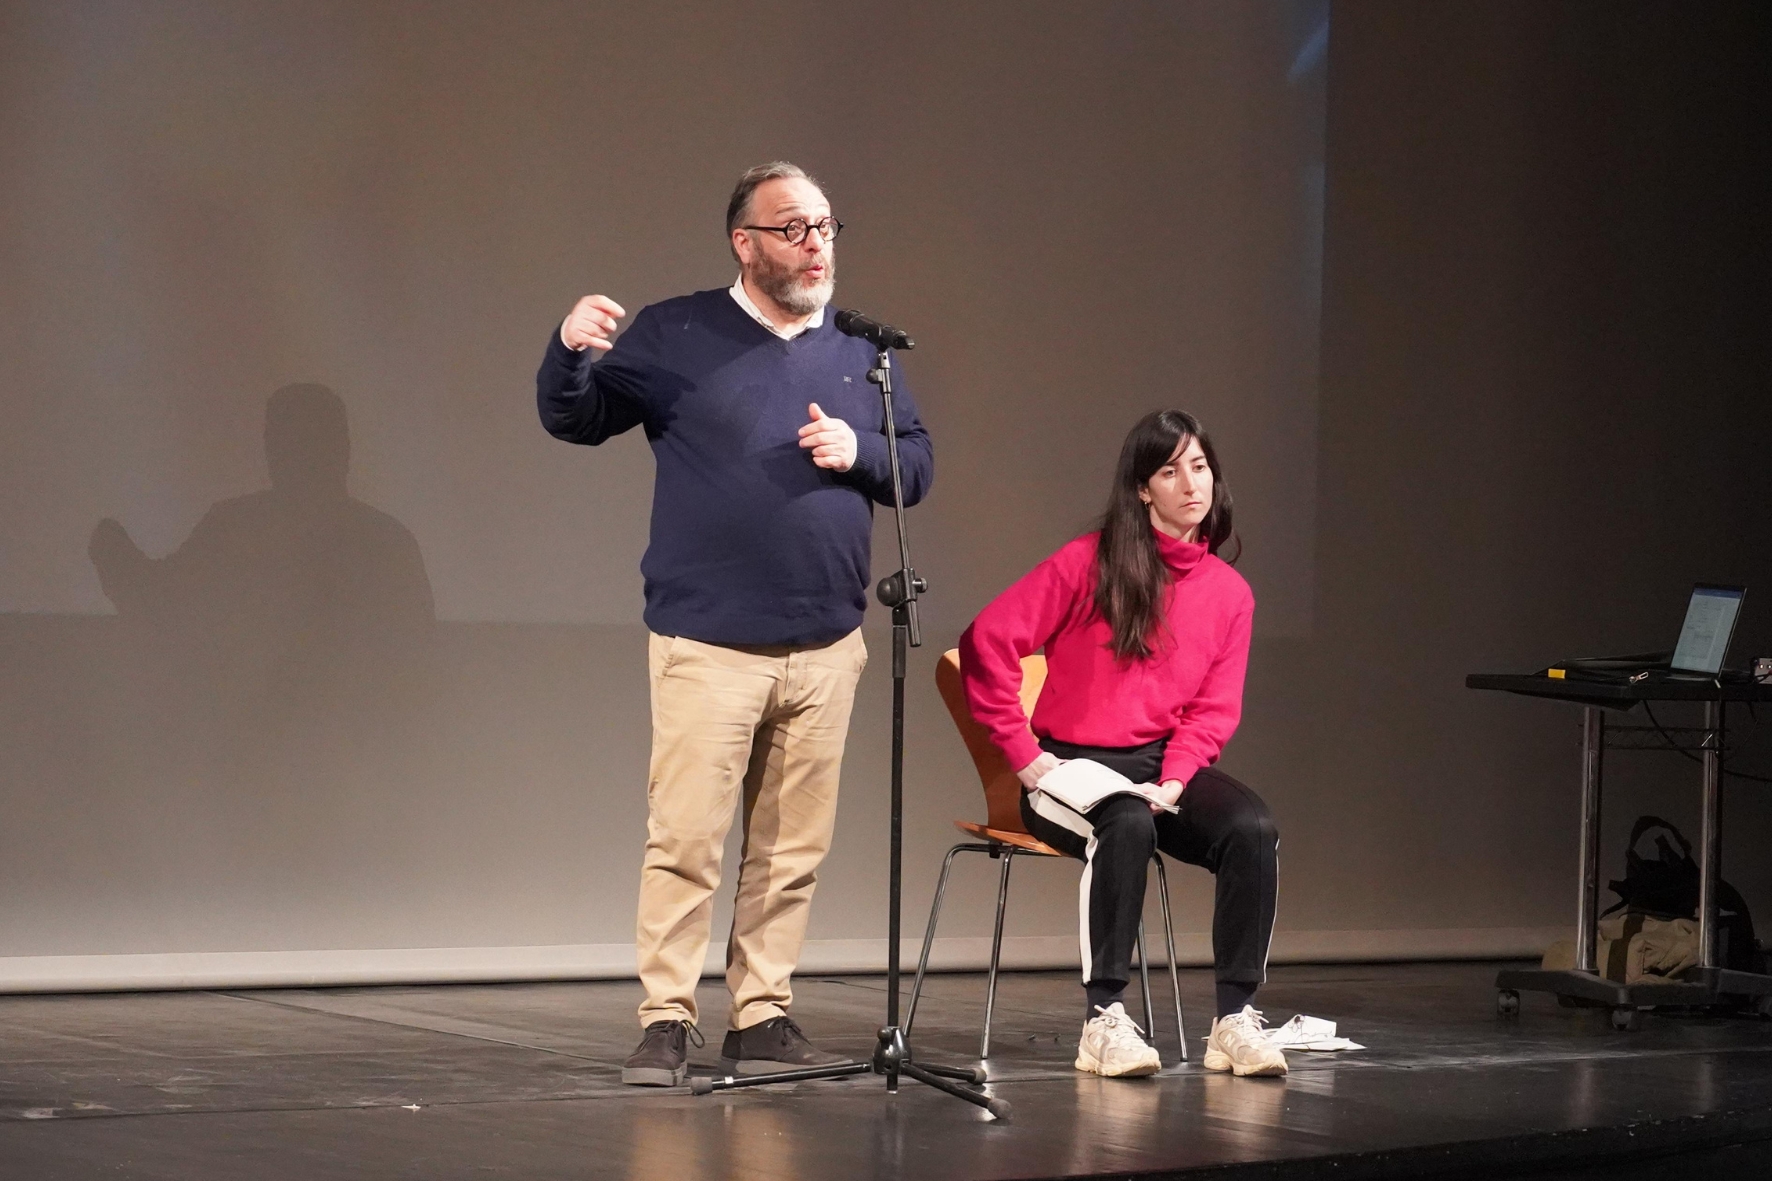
[748,248,835,317]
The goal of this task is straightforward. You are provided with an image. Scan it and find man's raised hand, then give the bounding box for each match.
[561,295,627,353]
[798,402,857,472]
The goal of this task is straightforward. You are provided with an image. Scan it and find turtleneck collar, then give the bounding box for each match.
[1155,527,1210,575]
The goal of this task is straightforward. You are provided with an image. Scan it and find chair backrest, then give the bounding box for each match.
[935,648,1047,834]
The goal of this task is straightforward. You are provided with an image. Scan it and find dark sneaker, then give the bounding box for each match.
[621,1020,702,1087]
[717,1015,853,1076]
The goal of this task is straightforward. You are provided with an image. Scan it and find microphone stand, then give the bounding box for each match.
[690,346,1011,1121]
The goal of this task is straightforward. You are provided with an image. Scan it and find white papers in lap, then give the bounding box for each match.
[1032,758,1179,815]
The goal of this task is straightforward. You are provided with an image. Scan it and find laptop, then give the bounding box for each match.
[1548,583,1748,684]
[1669,584,1747,677]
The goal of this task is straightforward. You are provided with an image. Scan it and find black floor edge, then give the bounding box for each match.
[1027,1105,1772,1181]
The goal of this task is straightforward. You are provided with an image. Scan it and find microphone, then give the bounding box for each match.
[834,308,915,351]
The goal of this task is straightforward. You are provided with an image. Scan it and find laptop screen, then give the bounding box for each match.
[1670,584,1745,674]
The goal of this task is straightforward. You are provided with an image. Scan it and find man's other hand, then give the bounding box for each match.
[798,402,857,472]
[561,295,627,352]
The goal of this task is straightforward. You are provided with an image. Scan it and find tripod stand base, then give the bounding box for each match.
[688,1025,1011,1121]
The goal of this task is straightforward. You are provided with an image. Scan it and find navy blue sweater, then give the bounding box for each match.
[537,288,934,646]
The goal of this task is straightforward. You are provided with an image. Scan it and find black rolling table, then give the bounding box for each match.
[1466,672,1772,1029]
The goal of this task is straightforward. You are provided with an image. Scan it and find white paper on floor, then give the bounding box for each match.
[1263,1014,1364,1052]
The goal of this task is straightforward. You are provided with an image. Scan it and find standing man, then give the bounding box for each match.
[537,162,934,1086]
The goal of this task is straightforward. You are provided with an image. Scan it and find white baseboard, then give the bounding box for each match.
[0,927,1561,994]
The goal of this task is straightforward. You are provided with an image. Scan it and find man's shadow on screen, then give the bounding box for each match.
[87,384,435,848]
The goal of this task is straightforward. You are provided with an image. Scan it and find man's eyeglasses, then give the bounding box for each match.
[742,217,843,246]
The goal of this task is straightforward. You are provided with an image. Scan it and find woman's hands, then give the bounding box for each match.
[1015,753,1183,812]
[1146,779,1185,813]
[1016,751,1063,789]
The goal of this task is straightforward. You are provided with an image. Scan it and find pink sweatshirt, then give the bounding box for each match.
[958,529,1254,787]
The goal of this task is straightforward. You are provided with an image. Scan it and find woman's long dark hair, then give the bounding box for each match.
[1094,410,1238,661]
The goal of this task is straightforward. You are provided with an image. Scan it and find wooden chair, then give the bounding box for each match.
[903,649,1187,1061]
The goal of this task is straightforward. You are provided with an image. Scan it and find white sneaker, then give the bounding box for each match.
[1075,1002,1162,1077]
[1204,1005,1289,1077]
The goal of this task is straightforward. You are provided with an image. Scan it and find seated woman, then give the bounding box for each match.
[959,409,1283,1079]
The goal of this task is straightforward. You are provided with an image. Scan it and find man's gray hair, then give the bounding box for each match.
[726,161,822,259]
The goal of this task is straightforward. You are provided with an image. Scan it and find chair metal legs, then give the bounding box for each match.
[981,848,1017,1060]
[904,841,1024,1057]
[1153,853,1187,1059]
[1135,920,1155,1040]
[906,842,993,1036]
[904,841,1189,1063]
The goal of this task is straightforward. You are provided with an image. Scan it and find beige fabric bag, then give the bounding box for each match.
[1625,916,1700,982]
[1540,912,1698,984]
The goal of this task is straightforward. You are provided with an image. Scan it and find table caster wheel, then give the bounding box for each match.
[1610,1006,1640,1031]
[1496,989,1520,1017]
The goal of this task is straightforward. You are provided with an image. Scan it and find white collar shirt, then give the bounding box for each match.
[730,276,824,340]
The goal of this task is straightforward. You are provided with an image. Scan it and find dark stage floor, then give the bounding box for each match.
[5,961,1772,1179]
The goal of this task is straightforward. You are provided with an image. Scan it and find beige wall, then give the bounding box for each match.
[0,0,1329,986]
[0,0,1324,632]
[4,0,1770,991]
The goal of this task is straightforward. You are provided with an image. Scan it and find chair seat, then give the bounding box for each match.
[953,821,1065,857]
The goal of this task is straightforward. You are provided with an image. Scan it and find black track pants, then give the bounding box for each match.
[1019,738,1278,990]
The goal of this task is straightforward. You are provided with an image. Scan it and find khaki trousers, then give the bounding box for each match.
[636,628,866,1030]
